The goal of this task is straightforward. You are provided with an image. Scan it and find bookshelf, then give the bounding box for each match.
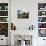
[0,3,8,37]
[38,3,46,37]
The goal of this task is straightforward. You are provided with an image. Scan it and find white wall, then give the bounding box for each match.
[11,0,46,46]
[11,0,38,30]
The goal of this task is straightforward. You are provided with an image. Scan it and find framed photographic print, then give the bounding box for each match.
[17,9,29,19]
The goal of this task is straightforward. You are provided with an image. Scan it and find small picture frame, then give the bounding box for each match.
[38,29,46,37]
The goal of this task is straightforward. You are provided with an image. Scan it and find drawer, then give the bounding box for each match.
[0,37,8,45]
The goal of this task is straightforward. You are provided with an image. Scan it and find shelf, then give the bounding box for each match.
[38,3,46,37]
[0,16,8,17]
[38,22,46,23]
[0,3,8,37]
[0,10,8,11]
[38,16,46,17]
[38,28,46,29]
[38,10,46,11]
[0,22,8,23]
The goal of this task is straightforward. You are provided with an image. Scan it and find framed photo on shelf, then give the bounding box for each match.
[38,29,46,37]
[0,17,8,22]
[38,3,46,10]
[0,3,8,10]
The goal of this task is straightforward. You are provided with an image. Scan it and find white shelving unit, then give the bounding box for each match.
[0,3,9,45]
[38,3,46,37]
[0,3,8,35]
